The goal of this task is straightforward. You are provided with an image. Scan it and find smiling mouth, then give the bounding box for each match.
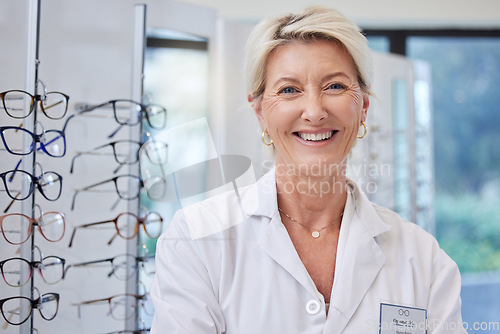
[295,131,336,142]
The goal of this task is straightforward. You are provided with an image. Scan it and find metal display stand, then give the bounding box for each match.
[20,0,41,333]
[126,4,147,331]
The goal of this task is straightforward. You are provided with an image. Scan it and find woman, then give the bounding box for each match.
[151,6,465,333]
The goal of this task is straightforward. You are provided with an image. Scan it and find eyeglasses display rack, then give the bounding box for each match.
[0,1,154,334]
[23,0,43,332]
[0,1,67,333]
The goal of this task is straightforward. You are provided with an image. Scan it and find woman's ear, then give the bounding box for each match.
[248,93,266,128]
[361,93,370,123]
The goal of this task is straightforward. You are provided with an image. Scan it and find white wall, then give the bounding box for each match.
[177,0,500,28]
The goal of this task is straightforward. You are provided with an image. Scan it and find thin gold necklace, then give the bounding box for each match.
[278,208,344,239]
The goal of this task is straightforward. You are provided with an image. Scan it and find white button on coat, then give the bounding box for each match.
[306,300,321,315]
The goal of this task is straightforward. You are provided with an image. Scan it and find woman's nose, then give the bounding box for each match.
[301,95,327,123]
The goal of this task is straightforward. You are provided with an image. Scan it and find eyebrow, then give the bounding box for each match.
[321,71,351,81]
[271,76,301,88]
[271,71,352,88]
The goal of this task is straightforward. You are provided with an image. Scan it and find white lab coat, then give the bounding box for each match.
[151,168,465,333]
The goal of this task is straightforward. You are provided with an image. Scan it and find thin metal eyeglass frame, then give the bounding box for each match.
[71,293,149,320]
[69,140,142,174]
[64,99,166,139]
[64,253,155,280]
[70,174,142,211]
[76,99,166,128]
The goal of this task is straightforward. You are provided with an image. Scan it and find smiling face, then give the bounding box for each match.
[251,39,369,177]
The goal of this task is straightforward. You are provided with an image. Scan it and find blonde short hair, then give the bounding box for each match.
[245,6,372,99]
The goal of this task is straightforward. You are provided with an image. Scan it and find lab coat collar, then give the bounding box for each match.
[250,167,391,238]
[345,178,392,238]
[249,166,279,218]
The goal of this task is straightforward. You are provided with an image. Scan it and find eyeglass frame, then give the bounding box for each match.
[0,292,60,327]
[0,126,66,157]
[70,138,168,174]
[76,99,166,129]
[0,168,63,202]
[64,253,155,280]
[99,329,151,334]
[70,140,142,174]
[70,174,143,211]
[72,293,149,320]
[68,211,163,247]
[0,208,66,245]
[0,89,69,120]
[0,255,66,287]
[62,99,167,139]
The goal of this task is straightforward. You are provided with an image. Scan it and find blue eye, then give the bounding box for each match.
[280,87,296,94]
[329,83,346,90]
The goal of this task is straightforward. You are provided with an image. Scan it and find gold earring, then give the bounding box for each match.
[261,130,273,146]
[357,122,367,139]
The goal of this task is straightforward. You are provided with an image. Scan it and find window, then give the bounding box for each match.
[365,29,500,325]
[139,28,210,327]
[366,36,390,53]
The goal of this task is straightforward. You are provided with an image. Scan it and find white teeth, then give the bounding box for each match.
[299,131,334,141]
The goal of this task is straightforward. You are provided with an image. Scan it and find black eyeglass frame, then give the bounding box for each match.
[70,174,143,211]
[0,293,60,326]
[0,89,69,120]
[64,253,155,280]
[0,169,63,202]
[69,140,142,174]
[0,256,66,287]
[77,99,166,129]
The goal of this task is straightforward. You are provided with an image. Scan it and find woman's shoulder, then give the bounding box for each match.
[369,202,457,270]
[165,179,265,240]
[371,202,435,242]
[165,169,277,240]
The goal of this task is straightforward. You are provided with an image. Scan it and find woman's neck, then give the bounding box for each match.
[275,161,348,230]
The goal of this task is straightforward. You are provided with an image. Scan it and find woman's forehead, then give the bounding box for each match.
[265,40,357,82]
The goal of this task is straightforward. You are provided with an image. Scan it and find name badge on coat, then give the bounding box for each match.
[379,303,427,334]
